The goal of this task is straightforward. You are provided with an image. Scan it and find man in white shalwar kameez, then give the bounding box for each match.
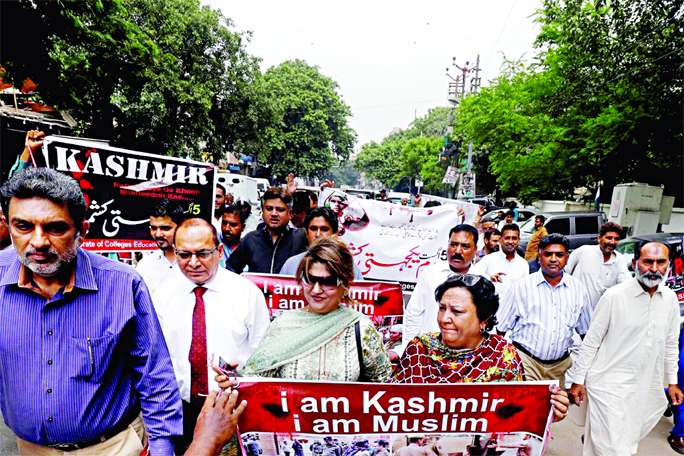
[569,241,683,456]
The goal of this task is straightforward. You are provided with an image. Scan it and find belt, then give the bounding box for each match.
[513,341,570,365]
[47,407,140,452]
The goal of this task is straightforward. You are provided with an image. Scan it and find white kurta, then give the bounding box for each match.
[565,245,631,309]
[572,278,680,456]
[470,250,529,299]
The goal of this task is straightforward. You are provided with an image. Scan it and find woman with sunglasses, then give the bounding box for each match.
[237,236,392,382]
[392,274,570,421]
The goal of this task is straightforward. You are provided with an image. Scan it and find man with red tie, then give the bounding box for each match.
[153,218,270,454]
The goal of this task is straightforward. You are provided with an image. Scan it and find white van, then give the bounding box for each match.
[216,172,260,205]
[254,178,271,195]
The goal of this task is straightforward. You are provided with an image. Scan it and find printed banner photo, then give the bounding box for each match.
[236,378,554,456]
[41,136,215,251]
[319,188,481,290]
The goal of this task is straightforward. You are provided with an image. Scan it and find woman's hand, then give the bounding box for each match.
[550,385,570,422]
[213,363,239,389]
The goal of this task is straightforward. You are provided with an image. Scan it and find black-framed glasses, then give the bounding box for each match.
[301,273,341,290]
[175,246,219,261]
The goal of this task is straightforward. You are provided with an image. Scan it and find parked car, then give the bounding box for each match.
[481,209,536,224]
[619,232,684,308]
[518,211,605,252]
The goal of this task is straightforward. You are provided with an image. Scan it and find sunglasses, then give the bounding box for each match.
[448,273,483,286]
[175,246,219,260]
[302,273,341,290]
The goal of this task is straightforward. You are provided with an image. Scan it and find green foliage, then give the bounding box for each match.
[1,0,276,162]
[261,60,356,180]
[354,107,455,193]
[325,161,361,188]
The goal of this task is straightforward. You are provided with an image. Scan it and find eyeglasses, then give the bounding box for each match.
[448,273,483,286]
[301,273,341,290]
[175,246,219,261]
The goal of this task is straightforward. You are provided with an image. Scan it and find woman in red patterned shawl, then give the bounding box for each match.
[392,274,570,421]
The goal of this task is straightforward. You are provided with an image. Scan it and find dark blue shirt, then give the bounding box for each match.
[0,248,182,454]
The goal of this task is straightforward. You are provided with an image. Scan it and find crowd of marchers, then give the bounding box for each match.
[0,131,681,456]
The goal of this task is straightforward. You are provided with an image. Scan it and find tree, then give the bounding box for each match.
[1,0,276,162]
[353,137,404,189]
[399,136,444,194]
[261,60,356,179]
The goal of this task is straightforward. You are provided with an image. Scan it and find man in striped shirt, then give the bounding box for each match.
[496,233,592,388]
[0,168,182,455]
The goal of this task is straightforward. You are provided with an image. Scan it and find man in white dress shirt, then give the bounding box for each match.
[496,233,592,388]
[569,241,682,456]
[565,222,631,309]
[136,199,184,296]
[399,224,479,357]
[153,218,270,454]
[471,223,528,298]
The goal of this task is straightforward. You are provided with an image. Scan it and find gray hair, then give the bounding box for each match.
[0,168,87,224]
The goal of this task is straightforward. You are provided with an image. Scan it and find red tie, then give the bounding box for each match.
[189,286,208,406]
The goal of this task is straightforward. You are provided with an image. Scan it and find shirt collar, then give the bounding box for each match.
[3,248,97,296]
[630,276,667,297]
[533,269,568,288]
[178,267,223,294]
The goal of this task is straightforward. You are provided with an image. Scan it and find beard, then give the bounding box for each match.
[18,243,79,277]
[635,267,665,289]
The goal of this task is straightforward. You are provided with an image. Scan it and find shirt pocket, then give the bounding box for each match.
[70,334,117,383]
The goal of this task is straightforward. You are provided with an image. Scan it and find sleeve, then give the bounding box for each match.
[279,256,299,276]
[360,318,393,382]
[572,292,613,385]
[401,273,430,351]
[665,294,680,385]
[500,343,525,382]
[495,281,521,332]
[227,238,249,274]
[616,257,632,284]
[129,277,183,454]
[8,155,31,179]
[469,256,489,277]
[245,283,271,359]
[574,284,593,335]
[391,339,425,383]
[565,248,579,274]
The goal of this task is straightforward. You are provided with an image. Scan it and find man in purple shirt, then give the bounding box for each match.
[0,168,182,455]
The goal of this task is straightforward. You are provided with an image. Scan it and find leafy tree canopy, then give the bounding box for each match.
[261,60,356,180]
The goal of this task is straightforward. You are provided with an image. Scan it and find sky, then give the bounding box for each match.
[204,0,542,148]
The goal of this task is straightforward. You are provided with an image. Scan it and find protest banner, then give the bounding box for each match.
[41,136,215,251]
[242,273,404,318]
[236,378,554,456]
[665,236,684,303]
[319,188,481,291]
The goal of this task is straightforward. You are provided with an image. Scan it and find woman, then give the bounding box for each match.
[393,274,569,421]
[233,236,392,382]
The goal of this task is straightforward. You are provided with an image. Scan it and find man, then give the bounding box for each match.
[497,210,515,230]
[395,437,430,456]
[279,207,363,278]
[228,187,307,274]
[378,189,389,202]
[291,191,311,229]
[525,215,549,261]
[136,199,185,296]
[212,183,227,233]
[565,222,630,309]
[321,436,341,456]
[471,224,529,298]
[401,224,479,353]
[0,208,11,249]
[154,218,269,453]
[219,203,247,267]
[478,228,501,260]
[569,241,682,456]
[496,234,592,388]
[0,168,182,455]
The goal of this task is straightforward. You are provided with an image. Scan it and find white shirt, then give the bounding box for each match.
[572,279,679,455]
[401,261,468,353]
[565,244,631,309]
[153,267,270,402]
[136,249,179,297]
[496,271,592,361]
[470,250,529,298]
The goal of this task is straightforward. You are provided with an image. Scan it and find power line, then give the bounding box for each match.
[354,98,444,110]
[483,0,517,73]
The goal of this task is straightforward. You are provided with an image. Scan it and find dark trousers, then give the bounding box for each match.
[175,400,203,455]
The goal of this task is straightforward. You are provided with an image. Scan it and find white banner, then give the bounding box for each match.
[320,189,480,290]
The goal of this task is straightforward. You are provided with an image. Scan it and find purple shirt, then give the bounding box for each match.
[0,248,182,455]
